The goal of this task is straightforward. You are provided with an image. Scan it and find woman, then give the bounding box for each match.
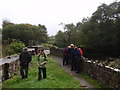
[37,49,47,81]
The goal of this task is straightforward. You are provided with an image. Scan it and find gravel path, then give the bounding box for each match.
[53,56,95,88]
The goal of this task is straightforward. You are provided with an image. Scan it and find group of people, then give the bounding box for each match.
[19,44,83,81]
[19,47,47,81]
[62,44,83,73]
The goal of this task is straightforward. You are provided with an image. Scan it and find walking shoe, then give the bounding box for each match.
[25,76,28,79]
[76,71,80,73]
[21,77,25,79]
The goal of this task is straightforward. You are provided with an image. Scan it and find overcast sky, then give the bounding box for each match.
[0,0,119,36]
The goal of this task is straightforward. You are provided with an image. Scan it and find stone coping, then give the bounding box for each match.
[0,55,19,66]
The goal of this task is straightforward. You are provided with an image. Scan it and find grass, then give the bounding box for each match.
[76,73,107,88]
[2,55,82,88]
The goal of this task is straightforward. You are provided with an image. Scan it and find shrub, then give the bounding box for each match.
[7,41,25,55]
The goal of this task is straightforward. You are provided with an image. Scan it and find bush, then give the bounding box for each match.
[7,41,25,55]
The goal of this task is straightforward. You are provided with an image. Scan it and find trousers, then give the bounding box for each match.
[38,67,46,80]
[20,64,28,78]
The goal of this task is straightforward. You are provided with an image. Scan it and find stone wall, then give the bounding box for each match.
[50,47,120,88]
[0,57,20,81]
[82,59,120,88]
[50,47,63,57]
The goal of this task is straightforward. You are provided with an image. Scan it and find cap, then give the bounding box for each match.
[70,44,74,46]
[23,47,28,50]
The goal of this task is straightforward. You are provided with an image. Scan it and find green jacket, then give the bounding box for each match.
[38,53,46,68]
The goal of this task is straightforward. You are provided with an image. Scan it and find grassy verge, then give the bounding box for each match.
[76,73,107,88]
[2,55,82,88]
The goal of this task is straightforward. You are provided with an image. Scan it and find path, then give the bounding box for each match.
[53,56,95,88]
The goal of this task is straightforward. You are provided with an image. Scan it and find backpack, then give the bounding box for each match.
[63,48,68,56]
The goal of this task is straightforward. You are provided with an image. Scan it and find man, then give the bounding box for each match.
[68,44,75,71]
[19,47,32,79]
[74,46,81,73]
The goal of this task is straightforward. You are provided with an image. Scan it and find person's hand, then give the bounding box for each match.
[40,63,43,65]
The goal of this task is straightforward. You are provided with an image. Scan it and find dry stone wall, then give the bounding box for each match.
[0,56,20,81]
[50,47,120,88]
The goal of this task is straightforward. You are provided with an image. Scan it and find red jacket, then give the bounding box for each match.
[78,48,83,56]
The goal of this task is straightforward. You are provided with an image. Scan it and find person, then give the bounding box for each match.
[74,46,81,73]
[37,49,47,81]
[68,44,75,71]
[77,47,83,73]
[19,47,32,79]
[78,47,83,56]
[62,46,70,65]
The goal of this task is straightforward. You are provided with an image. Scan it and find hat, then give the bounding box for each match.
[70,44,74,46]
[23,47,28,50]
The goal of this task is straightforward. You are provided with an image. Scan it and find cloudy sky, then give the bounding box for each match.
[0,0,119,36]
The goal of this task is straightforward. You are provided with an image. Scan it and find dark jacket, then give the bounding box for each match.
[19,52,32,66]
[68,48,75,59]
[74,48,81,59]
[63,48,69,56]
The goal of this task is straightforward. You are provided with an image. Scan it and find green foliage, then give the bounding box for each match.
[3,55,81,88]
[2,22,48,46]
[7,40,25,55]
[54,30,67,47]
[54,1,120,57]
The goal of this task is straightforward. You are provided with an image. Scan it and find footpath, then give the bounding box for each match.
[53,56,95,88]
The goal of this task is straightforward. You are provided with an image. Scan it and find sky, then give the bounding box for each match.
[0,0,119,36]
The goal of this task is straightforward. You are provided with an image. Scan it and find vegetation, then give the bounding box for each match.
[54,1,120,58]
[2,55,82,88]
[2,20,48,46]
[2,20,49,57]
[6,40,25,56]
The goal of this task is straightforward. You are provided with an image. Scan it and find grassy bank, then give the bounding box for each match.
[76,73,107,88]
[2,55,82,88]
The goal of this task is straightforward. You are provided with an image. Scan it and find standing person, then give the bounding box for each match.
[19,47,32,79]
[62,46,70,66]
[74,46,81,73]
[68,44,75,71]
[67,46,71,65]
[37,49,47,81]
[77,47,83,73]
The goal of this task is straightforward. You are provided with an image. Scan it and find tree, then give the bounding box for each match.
[54,30,66,47]
[2,22,48,46]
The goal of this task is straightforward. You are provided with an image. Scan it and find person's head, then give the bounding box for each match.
[70,44,74,48]
[23,47,28,52]
[40,49,44,54]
